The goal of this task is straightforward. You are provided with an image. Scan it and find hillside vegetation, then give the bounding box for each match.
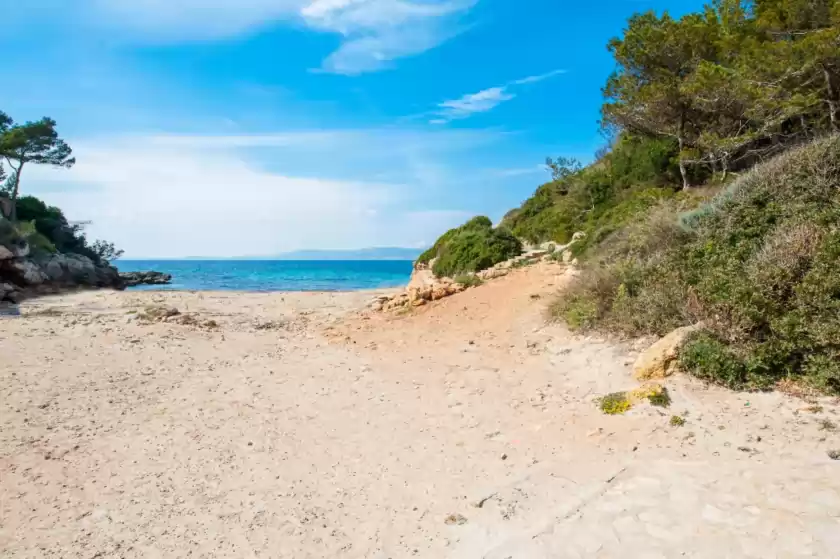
[422,0,840,393]
[557,137,840,394]
[417,216,522,278]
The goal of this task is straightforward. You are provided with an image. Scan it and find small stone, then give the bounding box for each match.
[828,450,840,460]
[444,514,468,526]
[501,453,508,461]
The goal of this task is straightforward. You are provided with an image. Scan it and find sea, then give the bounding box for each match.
[117,260,414,292]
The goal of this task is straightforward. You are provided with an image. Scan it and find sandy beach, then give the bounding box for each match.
[2,262,839,558]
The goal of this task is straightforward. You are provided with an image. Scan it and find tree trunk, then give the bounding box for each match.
[825,66,839,133]
[678,112,690,189]
[677,136,690,189]
[9,163,23,222]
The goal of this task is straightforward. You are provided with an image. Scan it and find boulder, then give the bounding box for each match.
[632,324,704,381]
[0,282,17,302]
[9,259,49,285]
[0,242,29,260]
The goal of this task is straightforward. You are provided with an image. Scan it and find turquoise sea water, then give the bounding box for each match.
[117,260,414,291]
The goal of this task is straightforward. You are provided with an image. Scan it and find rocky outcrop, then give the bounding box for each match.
[371,235,584,313]
[120,271,172,287]
[371,277,466,311]
[632,324,704,380]
[0,239,125,301]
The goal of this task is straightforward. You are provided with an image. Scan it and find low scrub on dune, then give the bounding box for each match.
[417,216,522,278]
[554,136,840,394]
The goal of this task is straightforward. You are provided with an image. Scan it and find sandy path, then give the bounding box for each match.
[2,265,839,558]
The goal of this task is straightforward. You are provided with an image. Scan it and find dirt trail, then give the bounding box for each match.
[1,264,839,558]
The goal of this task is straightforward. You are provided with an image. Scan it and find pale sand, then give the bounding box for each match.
[2,262,839,558]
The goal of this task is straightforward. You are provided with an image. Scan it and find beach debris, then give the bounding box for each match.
[818,419,837,432]
[444,514,468,526]
[136,305,218,330]
[138,306,180,321]
[254,320,287,331]
[828,450,840,460]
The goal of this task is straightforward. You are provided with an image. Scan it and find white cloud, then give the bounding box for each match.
[432,69,566,123]
[436,87,515,121]
[511,69,567,86]
[84,0,477,74]
[23,133,477,258]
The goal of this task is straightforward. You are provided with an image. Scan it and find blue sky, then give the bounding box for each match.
[2,0,700,258]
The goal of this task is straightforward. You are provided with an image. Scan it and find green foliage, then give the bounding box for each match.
[417,216,492,265]
[503,135,685,251]
[555,136,840,394]
[454,274,483,288]
[669,415,686,427]
[602,0,839,184]
[598,392,633,415]
[2,193,121,265]
[88,240,124,264]
[647,386,672,407]
[419,216,522,278]
[679,332,759,389]
[0,114,75,221]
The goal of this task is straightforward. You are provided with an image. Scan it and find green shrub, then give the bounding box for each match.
[554,137,840,395]
[419,216,522,278]
[454,274,483,288]
[10,195,117,264]
[647,386,671,407]
[597,392,632,415]
[669,415,686,427]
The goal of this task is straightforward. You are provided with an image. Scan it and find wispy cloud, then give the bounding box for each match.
[22,129,500,257]
[81,0,477,74]
[431,69,566,123]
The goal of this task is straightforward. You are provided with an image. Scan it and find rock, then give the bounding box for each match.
[632,324,704,381]
[10,259,49,285]
[477,268,510,281]
[0,282,19,303]
[120,271,173,287]
[0,245,14,260]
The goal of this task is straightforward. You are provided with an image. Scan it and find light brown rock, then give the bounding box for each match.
[632,324,703,381]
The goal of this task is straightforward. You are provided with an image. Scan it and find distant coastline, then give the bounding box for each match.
[138,247,425,262]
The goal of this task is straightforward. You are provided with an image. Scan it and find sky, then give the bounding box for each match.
[1,0,700,258]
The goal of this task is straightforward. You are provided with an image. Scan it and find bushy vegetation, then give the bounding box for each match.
[417,216,522,277]
[454,274,483,288]
[1,110,122,265]
[502,136,695,254]
[0,195,122,265]
[556,136,840,394]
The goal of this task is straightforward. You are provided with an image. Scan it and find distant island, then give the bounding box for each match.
[176,247,424,261]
